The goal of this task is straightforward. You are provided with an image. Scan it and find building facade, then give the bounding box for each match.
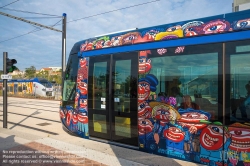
[233,0,250,12]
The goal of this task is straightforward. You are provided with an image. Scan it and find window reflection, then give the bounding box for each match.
[230,53,250,122]
[143,49,219,120]
[93,62,107,110]
[63,54,78,101]
[114,60,131,113]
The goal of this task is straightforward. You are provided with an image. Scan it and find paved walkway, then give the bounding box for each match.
[0,127,205,166]
[0,97,205,166]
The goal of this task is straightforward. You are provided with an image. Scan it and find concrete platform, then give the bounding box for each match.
[0,127,204,166]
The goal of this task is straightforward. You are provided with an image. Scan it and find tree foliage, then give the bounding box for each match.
[24,66,36,78]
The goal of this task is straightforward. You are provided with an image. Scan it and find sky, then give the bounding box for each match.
[0,0,233,71]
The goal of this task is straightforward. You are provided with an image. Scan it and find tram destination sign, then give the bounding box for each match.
[1,74,12,80]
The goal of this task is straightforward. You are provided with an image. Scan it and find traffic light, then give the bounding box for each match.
[6,58,18,73]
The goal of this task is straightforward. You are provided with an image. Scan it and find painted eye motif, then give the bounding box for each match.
[139,103,145,108]
[142,120,149,125]
[162,110,169,115]
[148,31,156,35]
[167,27,176,32]
[203,21,227,33]
[237,20,250,28]
[167,26,181,32]
[230,130,250,136]
[206,24,222,32]
[139,59,146,63]
[211,126,223,134]
[124,35,136,41]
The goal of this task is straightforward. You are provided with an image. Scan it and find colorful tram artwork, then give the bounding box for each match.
[0,78,54,97]
[60,9,250,166]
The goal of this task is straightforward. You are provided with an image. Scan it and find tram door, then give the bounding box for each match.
[88,52,138,146]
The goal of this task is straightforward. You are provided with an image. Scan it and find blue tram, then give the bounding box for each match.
[60,9,250,166]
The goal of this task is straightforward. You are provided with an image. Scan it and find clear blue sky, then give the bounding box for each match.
[0,0,233,71]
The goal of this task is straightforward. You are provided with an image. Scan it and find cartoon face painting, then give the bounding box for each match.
[138,74,158,103]
[133,33,155,44]
[111,36,121,46]
[95,40,104,49]
[79,98,87,109]
[145,30,159,40]
[138,81,150,103]
[78,81,88,95]
[80,41,93,51]
[200,125,230,150]
[179,112,209,122]
[77,67,88,84]
[229,125,250,152]
[163,127,185,142]
[150,101,181,122]
[138,101,152,119]
[77,109,88,124]
[138,50,152,74]
[155,25,183,40]
[80,58,87,68]
[181,21,204,37]
[120,32,140,45]
[138,118,154,135]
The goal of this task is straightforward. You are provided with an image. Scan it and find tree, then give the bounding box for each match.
[24,66,36,78]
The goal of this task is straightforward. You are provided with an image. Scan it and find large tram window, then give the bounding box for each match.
[63,54,79,101]
[145,43,222,121]
[226,39,250,124]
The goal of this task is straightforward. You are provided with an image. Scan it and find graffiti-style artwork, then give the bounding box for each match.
[78,14,250,54]
[136,48,250,165]
[201,19,231,34]
[233,18,250,30]
[199,123,231,165]
[227,123,250,166]
[181,21,204,37]
[138,50,152,75]
[61,57,89,138]
[155,25,184,40]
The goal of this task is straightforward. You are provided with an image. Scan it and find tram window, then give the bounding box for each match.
[9,86,13,92]
[18,86,22,92]
[227,40,250,124]
[91,61,107,110]
[63,54,78,101]
[144,43,222,121]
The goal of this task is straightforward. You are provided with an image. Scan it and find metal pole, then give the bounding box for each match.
[61,13,66,94]
[3,52,8,128]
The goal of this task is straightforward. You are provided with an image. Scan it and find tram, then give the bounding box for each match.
[60,9,250,166]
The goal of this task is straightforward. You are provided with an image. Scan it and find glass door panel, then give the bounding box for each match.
[88,52,138,146]
[88,55,110,139]
[111,53,138,146]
